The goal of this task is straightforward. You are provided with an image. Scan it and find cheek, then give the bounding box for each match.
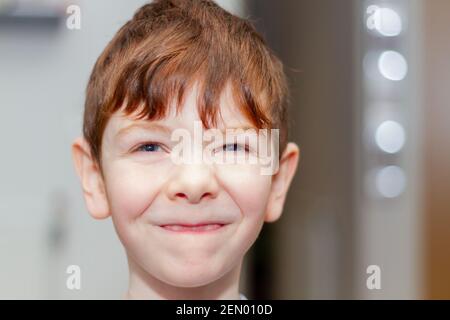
[103,161,168,222]
[216,164,272,219]
[215,166,271,259]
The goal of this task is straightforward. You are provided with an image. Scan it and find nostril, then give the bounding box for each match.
[175,193,187,199]
[201,192,213,200]
[174,191,214,202]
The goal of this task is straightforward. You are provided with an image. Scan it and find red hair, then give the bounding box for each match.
[83,0,289,163]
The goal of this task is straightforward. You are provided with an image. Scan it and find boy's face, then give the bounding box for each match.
[73,83,299,288]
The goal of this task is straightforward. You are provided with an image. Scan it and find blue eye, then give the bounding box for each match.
[222,143,246,152]
[137,143,162,152]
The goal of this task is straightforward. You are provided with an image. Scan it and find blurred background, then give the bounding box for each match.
[0,0,449,299]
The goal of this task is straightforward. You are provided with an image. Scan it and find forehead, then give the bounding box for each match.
[106,82,254,133]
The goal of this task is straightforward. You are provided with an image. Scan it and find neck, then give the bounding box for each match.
[124,256,243,300]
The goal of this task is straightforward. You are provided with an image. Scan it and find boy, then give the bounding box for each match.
[72,0,299,299]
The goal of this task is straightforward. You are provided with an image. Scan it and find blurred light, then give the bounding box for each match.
[375,120,405,153]
[378,51,408,81]
[375,166,406,198]
[366,6,402,37]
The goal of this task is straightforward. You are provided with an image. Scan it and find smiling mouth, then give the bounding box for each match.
[159,223,227,233]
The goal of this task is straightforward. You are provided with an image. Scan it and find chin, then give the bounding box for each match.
[164,273,218,288]
[158,259,228,288]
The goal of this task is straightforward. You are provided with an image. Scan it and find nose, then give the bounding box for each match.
[166,164,219,204]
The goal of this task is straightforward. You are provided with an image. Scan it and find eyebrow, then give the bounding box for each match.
[221,126,257,132]
[115,122,173,139]
[116,122,257,139]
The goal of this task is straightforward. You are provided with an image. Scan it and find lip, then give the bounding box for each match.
[158,222,228,233]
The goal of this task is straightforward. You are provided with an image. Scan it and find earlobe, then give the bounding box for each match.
[72,137,111,219]
[264,142,300,223]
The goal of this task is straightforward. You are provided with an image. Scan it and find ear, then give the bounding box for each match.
[72,137,111,219]
[264,142,300,223]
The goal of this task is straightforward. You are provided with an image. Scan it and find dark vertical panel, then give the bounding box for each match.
[423,0,450,300]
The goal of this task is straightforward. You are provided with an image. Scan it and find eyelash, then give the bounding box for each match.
[134,142,166,153]
[133,142,249,153]
[221,143,250,153]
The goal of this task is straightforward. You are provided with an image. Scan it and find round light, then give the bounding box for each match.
[373,7,402,37]
[375,166,406,198]
[378,51,408,81]
[375,120,405,153]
